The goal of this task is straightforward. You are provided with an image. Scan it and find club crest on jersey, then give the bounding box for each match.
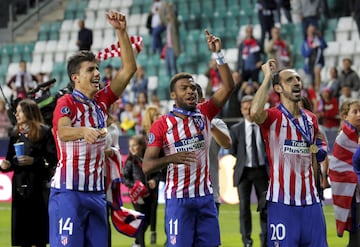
[170,235,176,245]
[193,116,205,130]
[61,106,70,115]
[148,133,155,144]
[61,235,69,246]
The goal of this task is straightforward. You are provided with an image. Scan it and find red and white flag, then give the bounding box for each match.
[329,122,358,237]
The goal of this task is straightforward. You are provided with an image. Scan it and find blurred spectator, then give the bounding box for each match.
[0,98,11,138]
[205,59,222,97]
[76,20,93,51]
[0,99,57,247]
[321,66,341,99]
[120,102,137,136]
[7,60,38,99]
[32,72,51,100]
[32,72,55,127]
[339,85,353,110]
[302,83,318,112]
[133,92,149,135]
[301,24,327,92]
[350,0,360,39]
[274,0,293,25]
[226,71,243,119]
[267,87,281,108]
[316,87,340,149]
[108,100,122,127]
[164,2,181,78]
[131,65,148,104]
[237,25,263,85]
[151,0,167,54]
[140,105,163,244]
[146,9,153,35]
[339,58,360,99]
[141,105,161,136]
[101,64,113,88]
[149,94,167,114]
[265,26,293,69]
[238,81,258,101]
[123,134,154,247]
[292,0,322,39]
[256,0,277,48]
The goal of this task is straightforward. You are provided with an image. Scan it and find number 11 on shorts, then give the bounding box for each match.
[168,218,178,235]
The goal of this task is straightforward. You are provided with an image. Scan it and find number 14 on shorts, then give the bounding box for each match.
[59,217,74,235]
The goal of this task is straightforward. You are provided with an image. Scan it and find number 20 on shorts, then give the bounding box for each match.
[270,223,286,241]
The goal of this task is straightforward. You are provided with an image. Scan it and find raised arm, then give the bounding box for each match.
[205,29,235,108]
[106,11,137,97]
[250,59,276,125]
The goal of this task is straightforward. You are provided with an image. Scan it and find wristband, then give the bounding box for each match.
[213,51,225,65]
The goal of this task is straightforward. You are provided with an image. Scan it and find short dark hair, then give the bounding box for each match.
[343,58,353,64]
[271,67,294,87]
[67,51,98,82]
[169,72,194,92]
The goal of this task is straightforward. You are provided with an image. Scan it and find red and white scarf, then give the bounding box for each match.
[97,35,144,61]
[105,147,145,238]
[242,38,260,60]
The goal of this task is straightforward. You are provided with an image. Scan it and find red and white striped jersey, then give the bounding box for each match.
[147,99,220,199]
[260,107,320,206]
[51,86,118,191]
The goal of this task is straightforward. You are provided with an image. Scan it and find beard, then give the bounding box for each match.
[177,101,196,111]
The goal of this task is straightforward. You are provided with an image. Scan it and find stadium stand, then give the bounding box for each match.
[0,0,354,102]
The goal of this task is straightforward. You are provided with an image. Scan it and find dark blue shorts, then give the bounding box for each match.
[49,189,108,247]
[165,194,220,247]
[267,202,328,247]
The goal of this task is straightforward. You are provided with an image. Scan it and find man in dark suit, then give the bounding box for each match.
[77,20,93,51]
[229,95,269,247]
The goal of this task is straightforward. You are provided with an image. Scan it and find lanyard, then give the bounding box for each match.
[72,89,105,128]
[278,103,312,145]
[172,105,200,117]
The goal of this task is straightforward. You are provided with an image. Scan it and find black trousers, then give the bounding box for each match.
[237,166,269,247]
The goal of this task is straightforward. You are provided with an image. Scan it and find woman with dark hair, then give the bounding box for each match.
[0,98,57,247]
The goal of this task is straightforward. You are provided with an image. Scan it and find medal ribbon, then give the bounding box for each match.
[278,103,313,145]
[172,105,201,117]
[172,105,206,131]
[72,89,105,128]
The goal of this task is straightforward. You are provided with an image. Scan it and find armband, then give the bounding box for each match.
[213,51,225,65]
